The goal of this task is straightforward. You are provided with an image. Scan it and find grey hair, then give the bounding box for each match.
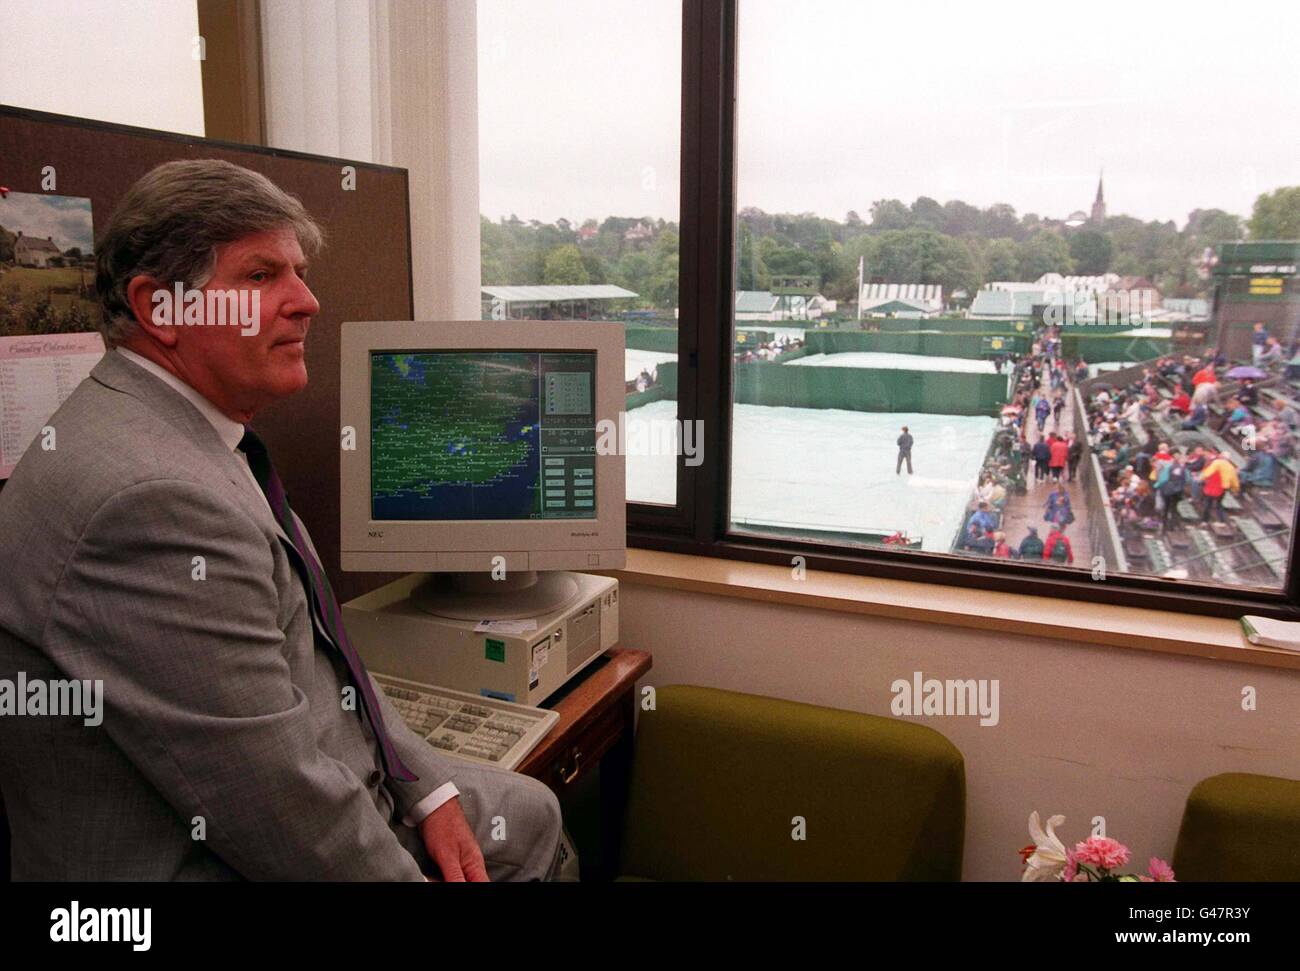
[95,159,325,347]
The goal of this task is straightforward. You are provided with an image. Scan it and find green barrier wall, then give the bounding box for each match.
[653,361,679,396]
[625,383,670,411]
[1058,322,1141,334]
[1061,333,1171,363]
[636,358,1006,414]
[805,330,1028,358]
[733,361,1007,415]
[874,316,1030,336]
[624,325,678,352]
[627,321,1037,354]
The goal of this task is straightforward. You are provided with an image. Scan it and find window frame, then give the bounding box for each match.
[627,0,1300,621]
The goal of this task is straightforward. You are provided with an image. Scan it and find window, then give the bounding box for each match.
[625,0,1300,617]
[476,0,683,507]
[0,0,204,136]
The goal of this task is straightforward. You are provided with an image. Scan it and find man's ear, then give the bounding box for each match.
[125,275,180,349]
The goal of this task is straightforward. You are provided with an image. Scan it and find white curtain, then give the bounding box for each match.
[261,0,481,320]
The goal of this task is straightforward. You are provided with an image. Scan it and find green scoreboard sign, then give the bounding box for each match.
[1213,242,1300,303]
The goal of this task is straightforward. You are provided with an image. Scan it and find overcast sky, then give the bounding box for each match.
[0,192,95,252]
[0,0,204,137]
[478,0,1300,229]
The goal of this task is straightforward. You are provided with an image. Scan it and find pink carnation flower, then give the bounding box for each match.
[1062,850,1078,882]
[1072,836,1131,872]
[1147,857,1176,882]
[1061,850,1090,881]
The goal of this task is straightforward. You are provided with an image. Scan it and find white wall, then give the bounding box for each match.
[618,581,1300,881]
[0,0,204,135]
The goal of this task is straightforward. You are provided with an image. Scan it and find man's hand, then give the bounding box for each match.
[418,796,489,882]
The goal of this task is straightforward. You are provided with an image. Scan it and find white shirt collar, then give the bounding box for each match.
[115,347,245,453]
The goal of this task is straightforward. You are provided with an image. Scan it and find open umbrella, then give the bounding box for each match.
[1226,365,1266,380]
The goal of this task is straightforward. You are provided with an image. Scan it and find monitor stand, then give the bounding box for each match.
[410,571,582,621]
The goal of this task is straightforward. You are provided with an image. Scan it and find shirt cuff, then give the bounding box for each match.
[401,781,461,828]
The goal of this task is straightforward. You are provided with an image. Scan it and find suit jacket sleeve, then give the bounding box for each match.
[368,671,460,820]
[49,478,426,881]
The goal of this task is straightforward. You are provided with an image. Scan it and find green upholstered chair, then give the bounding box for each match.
[615,685,965,881]
[1173,773,1300,881]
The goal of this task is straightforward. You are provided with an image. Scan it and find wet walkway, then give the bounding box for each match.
[996,369,1096,566]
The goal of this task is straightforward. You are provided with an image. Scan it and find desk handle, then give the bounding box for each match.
[560,749,582,785]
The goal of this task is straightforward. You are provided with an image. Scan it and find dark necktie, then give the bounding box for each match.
[238,426,417,782]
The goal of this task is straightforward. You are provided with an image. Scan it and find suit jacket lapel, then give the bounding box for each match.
[89,352,296,549]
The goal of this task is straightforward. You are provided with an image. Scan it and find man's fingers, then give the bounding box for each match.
[463,845,490,882]
[435,847,466,882]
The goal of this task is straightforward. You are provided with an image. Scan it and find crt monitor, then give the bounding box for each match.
[339,320,626,615]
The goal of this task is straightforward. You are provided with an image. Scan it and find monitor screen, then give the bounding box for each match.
[369,350,597,521]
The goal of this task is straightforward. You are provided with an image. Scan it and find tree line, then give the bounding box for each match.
[488,186,1300,312]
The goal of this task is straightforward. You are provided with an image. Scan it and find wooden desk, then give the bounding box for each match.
[517,647,652,879]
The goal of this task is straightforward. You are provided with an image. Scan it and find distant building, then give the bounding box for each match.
[735,290,780,321]
[968,288,1042,320]
[480,284,639,320]
[1101,275,1161,321]
[623,221,654,243]
[1025,273,1118,293]
[578,224,599,241]
[858,283,944,317]
[1111,276,1160,300]
[985,281,1046,294]
[1156,298,1209,322]
[13,232,63,268]
[969,284,1099,325]
[807,294,837,316]
[735,289,832,322]
[973,270,1140,324]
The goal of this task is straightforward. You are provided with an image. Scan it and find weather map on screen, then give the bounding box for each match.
[370,350,596,520]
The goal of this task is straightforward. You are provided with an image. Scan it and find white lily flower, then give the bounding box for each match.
[1022,811,1069,882]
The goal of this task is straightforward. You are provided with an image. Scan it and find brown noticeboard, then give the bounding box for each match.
[0,104,412,602]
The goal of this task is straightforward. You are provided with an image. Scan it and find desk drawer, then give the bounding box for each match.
[541,699,628,790]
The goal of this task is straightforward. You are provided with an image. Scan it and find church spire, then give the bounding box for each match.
[1090,169,1106,225]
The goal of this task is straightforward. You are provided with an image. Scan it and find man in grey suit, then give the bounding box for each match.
[0,159,563,881]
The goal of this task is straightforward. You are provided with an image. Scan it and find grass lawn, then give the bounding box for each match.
[0,264,96,311]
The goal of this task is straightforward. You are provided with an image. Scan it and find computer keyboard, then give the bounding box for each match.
[375,673,559,771]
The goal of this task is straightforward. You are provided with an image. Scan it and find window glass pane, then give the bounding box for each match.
[477,0,682,505]
[0,0,204,135]
[733,0,1300,592]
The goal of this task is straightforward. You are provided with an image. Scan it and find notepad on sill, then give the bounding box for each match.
[1240,615,1300,653]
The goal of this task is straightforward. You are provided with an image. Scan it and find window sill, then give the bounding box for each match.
[601,549,1300,672]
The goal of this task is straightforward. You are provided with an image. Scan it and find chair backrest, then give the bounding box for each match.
[1173,772,1300,881]
[617,685,965,881]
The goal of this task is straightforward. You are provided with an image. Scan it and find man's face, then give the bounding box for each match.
[167,227,320,421]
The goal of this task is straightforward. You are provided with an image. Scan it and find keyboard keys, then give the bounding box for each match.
[377,677,550,768]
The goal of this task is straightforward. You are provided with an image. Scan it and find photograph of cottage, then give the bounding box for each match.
[0,191,96,337]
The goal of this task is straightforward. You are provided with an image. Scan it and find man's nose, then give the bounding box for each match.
[287,274,321,318]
